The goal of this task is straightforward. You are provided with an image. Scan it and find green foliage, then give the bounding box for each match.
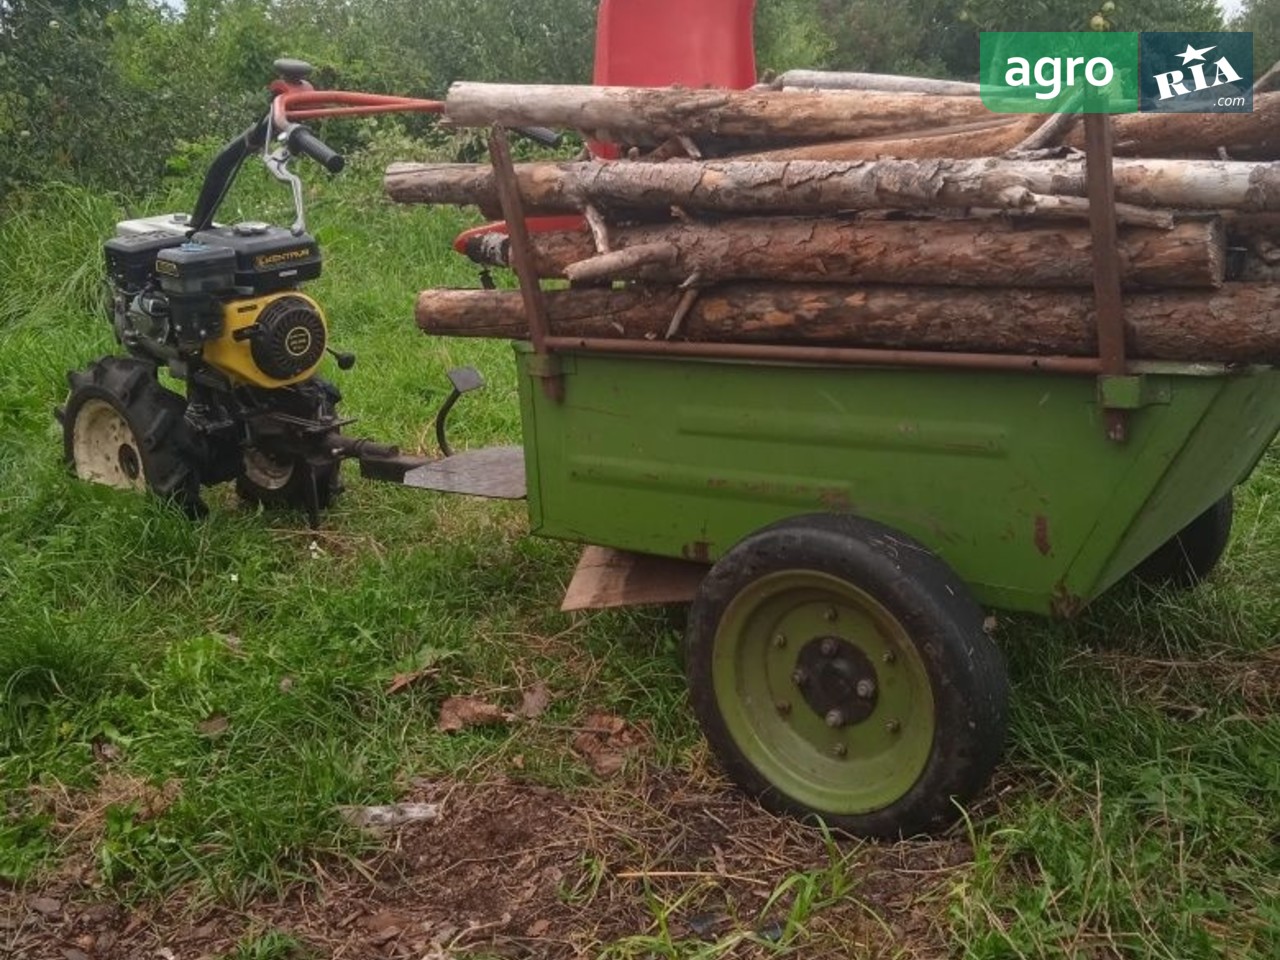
[1235,0,1280,72]
[0,0,1239,201]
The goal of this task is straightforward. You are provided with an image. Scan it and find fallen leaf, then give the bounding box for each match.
[30,896,61,917]
[584,712,626,735]
[387,668,438,695]
[195,713,229,738]
[365,909,405,937]
[525,918,550,937]
[574,738,625,777]
[572,712,645,777]
[436,696,509,732]
[517,681,552,719]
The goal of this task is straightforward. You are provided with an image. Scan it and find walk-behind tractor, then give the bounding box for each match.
[58,0,1280,838]
[59,61,440,519]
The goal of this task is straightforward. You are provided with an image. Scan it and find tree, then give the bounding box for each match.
[1234,0,1280,72]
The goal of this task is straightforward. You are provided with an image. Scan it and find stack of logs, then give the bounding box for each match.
[385,77,1280,364]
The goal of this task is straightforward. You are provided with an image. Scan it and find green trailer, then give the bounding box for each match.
[401,122,1280,839]
[403,342,1280,838]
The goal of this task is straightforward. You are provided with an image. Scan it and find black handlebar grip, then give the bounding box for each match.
[286,125,345,174]
[514,125,562,148]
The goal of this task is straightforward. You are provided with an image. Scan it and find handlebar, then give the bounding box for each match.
[186,77,452,234]
[285,125,345,174]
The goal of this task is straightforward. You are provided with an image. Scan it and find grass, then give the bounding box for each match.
[1,144,1278,958]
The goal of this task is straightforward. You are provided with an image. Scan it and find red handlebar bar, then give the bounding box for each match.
[272,90,445,128]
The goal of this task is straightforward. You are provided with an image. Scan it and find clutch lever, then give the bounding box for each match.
[265,146,308,235]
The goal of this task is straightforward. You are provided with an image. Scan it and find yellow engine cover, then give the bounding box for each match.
[202,292,328,388]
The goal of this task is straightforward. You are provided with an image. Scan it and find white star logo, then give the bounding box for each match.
[1176,43,1215,65]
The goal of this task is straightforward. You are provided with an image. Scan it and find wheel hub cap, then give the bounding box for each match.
[72,399,147,492]
[793,636,879,726]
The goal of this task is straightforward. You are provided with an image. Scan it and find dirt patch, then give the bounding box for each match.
[1085,645,1280,719]
[4,772,964,958]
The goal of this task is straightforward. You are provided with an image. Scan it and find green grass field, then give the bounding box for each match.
[1,151,1278,959]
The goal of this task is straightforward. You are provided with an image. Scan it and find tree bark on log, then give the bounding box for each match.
[1071,92,1280,159]
[726,91,1280,161]
[769,70,982,96]
[736,117,1039,161]
[384,156,1280,217]
[444,82,997,144]
[474,218,1223,289]
[415,282,1280,364]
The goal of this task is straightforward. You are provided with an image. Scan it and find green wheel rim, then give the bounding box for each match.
[712,569,936,815]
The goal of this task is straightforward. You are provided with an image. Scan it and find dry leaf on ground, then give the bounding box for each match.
[571,712,643,777]
[517,681,552,719]
[437,696,510,733]
[195,714,229,738]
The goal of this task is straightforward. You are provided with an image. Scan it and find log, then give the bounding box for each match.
[737,116,1039,162]
[444,82,996,145]
[384,156,1280,217]
[415,282,1280,364]
[1070,92,1280,159]
[471,217,1223,289]
[769,70,982,96]
[563,241,678,284]
[736,91,1280,161]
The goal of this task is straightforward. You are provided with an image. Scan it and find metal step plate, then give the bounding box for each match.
[402,445,526,500]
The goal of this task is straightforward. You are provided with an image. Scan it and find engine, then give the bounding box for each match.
[104,216,327,388]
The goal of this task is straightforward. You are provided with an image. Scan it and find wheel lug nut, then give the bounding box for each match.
[824,709,845,728]
[820,637,838,657]
[882,651,897,665]
[832,743,847,758]
[775,700,792,715]
[773,633,787,648]
[791,668,807,686]
[824,606,838,622]
[885,718,901,734]
[856,678,876,699]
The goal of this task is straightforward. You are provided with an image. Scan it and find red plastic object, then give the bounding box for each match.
[458,0,758,254]
[593,0,758,89]
[452,217,587,256]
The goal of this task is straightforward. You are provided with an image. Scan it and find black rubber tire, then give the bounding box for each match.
[684,513,1009,838]
[1132,493,1233,590]
[61,357,203,513]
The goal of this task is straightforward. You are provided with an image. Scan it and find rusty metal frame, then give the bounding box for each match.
[543,336,1103,375]
[1084,113,1130,442]
[488,125,564,401]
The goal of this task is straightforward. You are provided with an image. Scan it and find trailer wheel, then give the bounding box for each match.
[1132,493,1233,590]
[60,357,204,514]
[684,514,1008,838]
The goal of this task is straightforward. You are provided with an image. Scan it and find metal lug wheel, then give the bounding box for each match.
[684,513,1009,838]
[60,357,203,512]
